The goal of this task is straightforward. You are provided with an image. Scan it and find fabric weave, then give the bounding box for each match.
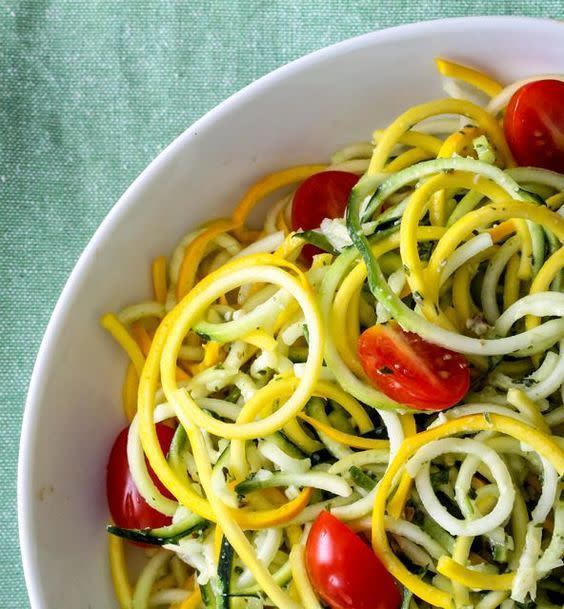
[1,1,563,605]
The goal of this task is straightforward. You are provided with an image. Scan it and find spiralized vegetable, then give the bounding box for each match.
[102,59,564,609]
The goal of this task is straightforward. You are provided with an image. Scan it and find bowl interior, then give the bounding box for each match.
[19,16,564,609]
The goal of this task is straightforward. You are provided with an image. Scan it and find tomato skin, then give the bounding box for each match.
[305,511,401,609]
[291,171,359,261]
[504,79,564,173]
[106,423,175,531]
[358,323,470,411]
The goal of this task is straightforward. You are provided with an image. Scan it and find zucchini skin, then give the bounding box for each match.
[296,230,339,255]
[216,535,235,609]
[200,582,215,609]
[268,431,307,459]
[199,536,234,609]
[107,516,207,546]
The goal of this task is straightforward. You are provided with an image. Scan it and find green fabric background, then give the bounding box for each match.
[1,1,563,604]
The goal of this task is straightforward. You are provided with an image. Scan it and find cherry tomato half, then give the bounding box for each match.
[305,511,401,609]
[291,171,359,261]
[358,322,470,411]
[504,79,564,173]
[106,422,175,530]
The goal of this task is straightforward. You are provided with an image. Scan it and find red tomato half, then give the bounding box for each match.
[106,422,175,530]
[305,511,401,609]
[291,171,359,261]
[358,323,470,411]
[504,79,564,173]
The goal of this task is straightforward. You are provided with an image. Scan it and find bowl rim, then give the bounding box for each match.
[17,15,562,607]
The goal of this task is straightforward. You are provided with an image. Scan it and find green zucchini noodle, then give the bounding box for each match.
[101,60,564,609]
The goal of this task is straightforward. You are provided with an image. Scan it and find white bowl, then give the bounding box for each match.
[18,16,564,609]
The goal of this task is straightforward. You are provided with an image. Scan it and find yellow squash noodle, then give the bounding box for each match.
[139,254,314,520]
[161,267,323,440]
[102,64,564,609]
[151,255,168,304]
[178,586,201,609]
[400,172,510,311]
[452,247,497,328]
[229,377,374,477]
[108,535,132,609]
[437,556,515,591]
[372,415,564,608]
[386,414,417,519]
[332,227,446,377]
[122,363,139,422]
[368,98,513,174]
[434,58,504,97]
[430,127,485,226]
[383,147,433,173]
[234,488,313,530]
[429,201,564,281]
[372,129,443,155]
[298,413,389,450]
[525,247,564,330]
[137,303,215,520]
[176,219,236,300]
[186,425,302,609]
[232,165,327,241]
[101,313,146,377]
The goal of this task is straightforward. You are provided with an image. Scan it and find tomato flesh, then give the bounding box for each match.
[106,422,175,530]
[305,511,401,609]
[504,79,564,173]
[358,323,470,411]
[291,171,359,261]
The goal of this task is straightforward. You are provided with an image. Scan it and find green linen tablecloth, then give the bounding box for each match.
[1,1,563,605]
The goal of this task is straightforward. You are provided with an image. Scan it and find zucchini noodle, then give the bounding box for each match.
[101,60,564,609]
